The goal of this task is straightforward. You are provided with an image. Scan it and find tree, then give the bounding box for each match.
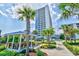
[31,30,38,47]
[61,25,79,43]
[17,6,35,55]
[32,30,38,35]
[32,30,38,40]
[41,28,55,44]
[61,25,70,42]
[59,3,79,19]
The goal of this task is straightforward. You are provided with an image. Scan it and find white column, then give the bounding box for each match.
[18,34,22,50]
[6,35,9,48]
[30,35,33,48]
[11,35,15,49]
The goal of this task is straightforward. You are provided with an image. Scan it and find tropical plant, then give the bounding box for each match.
[36,49,45,56]
[59,3,79,19]
[41,28,55,44]
[32,30,38,40]
[61,24,79,42]
[17,6,35,55]
[0,45,5,51]
[60,34,65,40]
[32,30,38,35]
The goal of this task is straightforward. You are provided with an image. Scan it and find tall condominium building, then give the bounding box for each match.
[35,4,52,36]
[35,3,79,39]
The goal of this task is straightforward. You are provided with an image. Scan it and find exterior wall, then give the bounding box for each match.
[35,7,46,35]
[35,3,79,39]
[35,5,52,36]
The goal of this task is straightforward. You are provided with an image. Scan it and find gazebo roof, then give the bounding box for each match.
[2,31,37,36]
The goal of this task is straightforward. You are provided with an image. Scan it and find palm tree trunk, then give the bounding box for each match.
[70,37,72,43]
[25,18,30,56]
[47,35,50,44]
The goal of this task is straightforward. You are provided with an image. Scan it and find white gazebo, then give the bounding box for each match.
[4,31,37,52]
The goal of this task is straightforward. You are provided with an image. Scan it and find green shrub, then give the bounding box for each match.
[8,34,20,43]
[41,44,48,48]
[0,50,17,56]
[60,34,65,40]
[36,50,45,56]
[72,46,79,55]
[41,41,56,49]
[48,44,56,49]
[14,34,20,42]
[0,45,5,51]
[9,35,13,42]
[49,41,56,44]
[15,53,25,56]
[63,42,79,55]
[0,36,7,43]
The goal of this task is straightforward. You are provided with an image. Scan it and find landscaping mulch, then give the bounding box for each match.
[29,52,36,56]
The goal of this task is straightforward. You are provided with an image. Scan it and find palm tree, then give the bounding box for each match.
[41,28,55,44]
[32,30,38,35]
[31,30,38,47]
[59,3,79,19]
[32,30,38,40]
[62,25,79,42]
[17,6,35,55]
[61,25,69,42]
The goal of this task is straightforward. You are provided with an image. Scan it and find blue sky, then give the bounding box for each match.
[0,3,78,35]
[0,3,46,34]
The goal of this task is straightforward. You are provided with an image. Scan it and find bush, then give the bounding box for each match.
[36,50,45,56]
[49,41,56,44]
[15,53,25,56]
[41,43,56,49]
[48,44,56,49]
[0,36,7,43]
[0,45,5,51]
[63,42,73,51]
[0,50,17,56]
[63,42,79,55]
[41,44,48,48]
[72,46,79,55]
[41,41,56,49]
[60,34,65,40]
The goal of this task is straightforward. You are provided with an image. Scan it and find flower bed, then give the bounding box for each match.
[41,41,56,49]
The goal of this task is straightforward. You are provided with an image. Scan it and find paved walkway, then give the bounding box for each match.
[41,40,74,56]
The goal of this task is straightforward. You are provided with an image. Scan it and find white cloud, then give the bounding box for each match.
[55,29,64,35]
[52,4,56,8]
[6,8,12,14]
[0,10,8,17]
[1,3,46,19]
[52,10,57,15]
[8,4,36,19]
[56,13,61,20]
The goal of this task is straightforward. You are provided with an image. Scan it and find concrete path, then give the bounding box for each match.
[41,40,74,56]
